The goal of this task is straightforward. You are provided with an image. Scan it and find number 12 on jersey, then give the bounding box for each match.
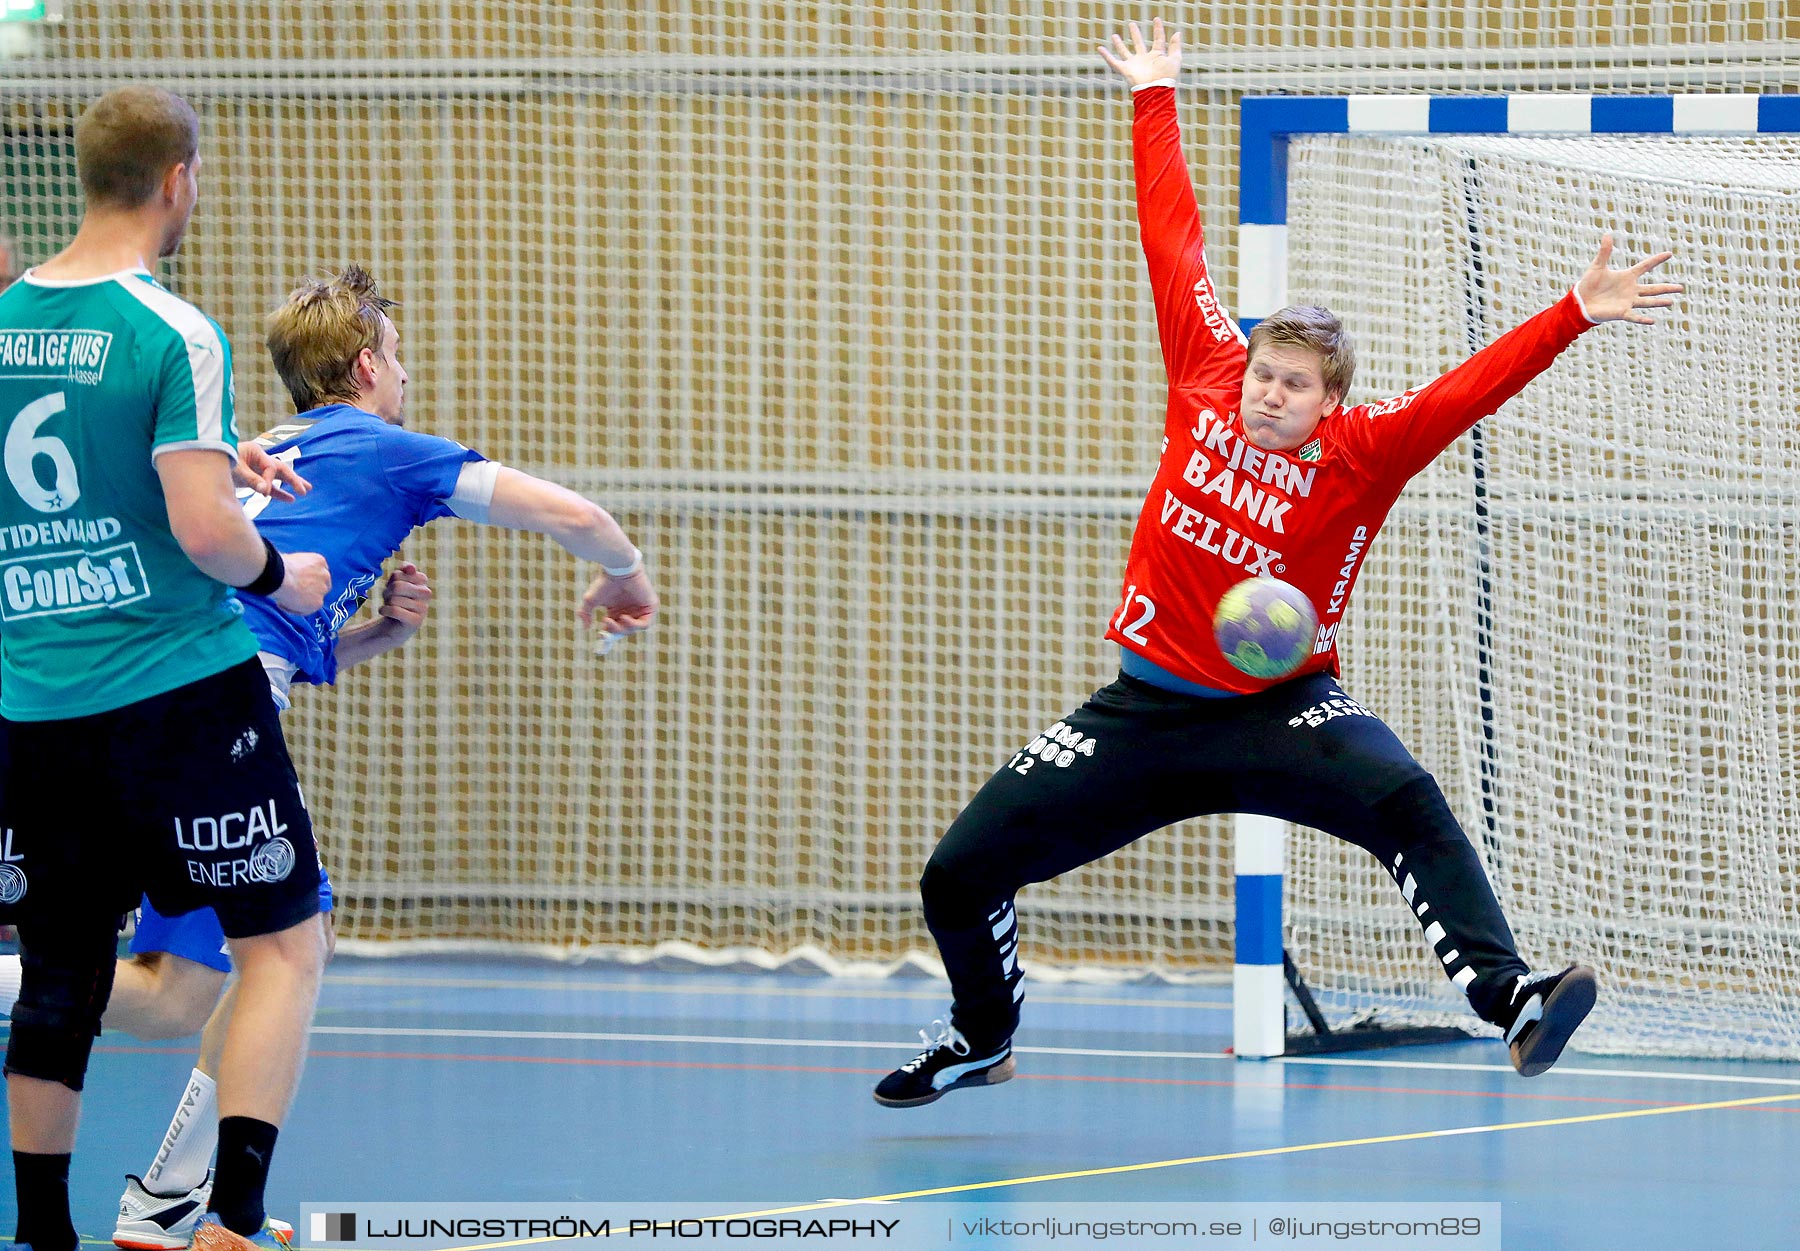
[1114,584,1155,645]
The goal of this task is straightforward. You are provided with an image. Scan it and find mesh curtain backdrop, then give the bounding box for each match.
[4,4,1798,1057]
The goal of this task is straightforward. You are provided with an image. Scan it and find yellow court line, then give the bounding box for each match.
[321,972,1231,1011]
[400,1089,1800,1251]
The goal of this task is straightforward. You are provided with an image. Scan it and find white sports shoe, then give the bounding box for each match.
[113,1170,212,1251]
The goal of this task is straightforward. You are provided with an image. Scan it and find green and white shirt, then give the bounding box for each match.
[0,267,258,720]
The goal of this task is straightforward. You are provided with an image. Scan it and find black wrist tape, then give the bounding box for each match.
[239,536,286,597]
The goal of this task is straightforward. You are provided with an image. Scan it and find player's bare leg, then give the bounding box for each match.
[194,914,327,1250]
[107,953,228,1041]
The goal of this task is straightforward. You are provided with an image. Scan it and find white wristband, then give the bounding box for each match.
[1131,78,1178,93]
[602,547,643,578]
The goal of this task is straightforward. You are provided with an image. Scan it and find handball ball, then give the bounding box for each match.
[1213,576,1318,680]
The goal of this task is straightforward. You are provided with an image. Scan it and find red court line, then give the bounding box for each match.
[93,1043,1800,1112]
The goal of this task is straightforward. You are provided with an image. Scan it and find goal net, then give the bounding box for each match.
[5,6,1798,1057]
[1283,132,1800,1059]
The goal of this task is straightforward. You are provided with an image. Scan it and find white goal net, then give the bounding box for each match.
[4,5,1797,1056]
[1284,133,1800,1059]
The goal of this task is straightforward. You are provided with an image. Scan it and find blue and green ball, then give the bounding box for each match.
[1213,576,1319,679]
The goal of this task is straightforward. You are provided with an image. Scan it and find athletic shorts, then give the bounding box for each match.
[131,870,335,972]
[0,657,323,939]
[125,653,330,970]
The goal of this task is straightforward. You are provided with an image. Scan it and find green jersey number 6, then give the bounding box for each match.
[4,392,80,514]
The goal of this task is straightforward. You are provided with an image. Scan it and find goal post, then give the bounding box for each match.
[1230,94,1800,1061]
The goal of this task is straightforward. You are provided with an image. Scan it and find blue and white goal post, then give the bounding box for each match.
[1227,92,1800,1061]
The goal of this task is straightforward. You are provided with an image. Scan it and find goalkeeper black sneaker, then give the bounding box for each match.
[1501,964,1597,1077]
[873,1019,1014,1108]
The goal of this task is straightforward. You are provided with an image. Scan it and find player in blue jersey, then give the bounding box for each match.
[40,262,657,1245]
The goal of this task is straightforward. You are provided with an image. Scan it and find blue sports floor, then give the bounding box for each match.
[4,956,1797,1248]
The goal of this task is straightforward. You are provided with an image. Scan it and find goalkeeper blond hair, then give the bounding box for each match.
[1247,305,1357,403]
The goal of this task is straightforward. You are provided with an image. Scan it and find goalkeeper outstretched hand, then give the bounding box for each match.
[1098,18,1182,86]
[1575,233,1683,325]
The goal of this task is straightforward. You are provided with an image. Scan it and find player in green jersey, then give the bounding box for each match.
[0,86,330,1251]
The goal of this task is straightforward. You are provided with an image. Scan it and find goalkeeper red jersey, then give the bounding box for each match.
[1106,86,1597,693]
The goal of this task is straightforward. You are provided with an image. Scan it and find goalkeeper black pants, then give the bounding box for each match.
[921,670,1532,1049]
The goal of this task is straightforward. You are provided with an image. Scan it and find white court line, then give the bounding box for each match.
[305,1024,1800,1088]
[1278,1053,1800,1088]
[309,1025,1233,1062]
[322,972,1232,1012]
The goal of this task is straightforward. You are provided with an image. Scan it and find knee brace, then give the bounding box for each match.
[4,925,120,1091]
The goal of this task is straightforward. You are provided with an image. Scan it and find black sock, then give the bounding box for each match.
[210,1116,280,1235]
[14,1150,76,1251]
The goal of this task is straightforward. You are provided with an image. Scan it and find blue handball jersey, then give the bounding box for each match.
[235,403,485,685]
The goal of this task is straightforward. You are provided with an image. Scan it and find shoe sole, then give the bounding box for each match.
[873,1055,1016,1108]
[1510,967,1597,1077]
[115,1233,197,1251]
